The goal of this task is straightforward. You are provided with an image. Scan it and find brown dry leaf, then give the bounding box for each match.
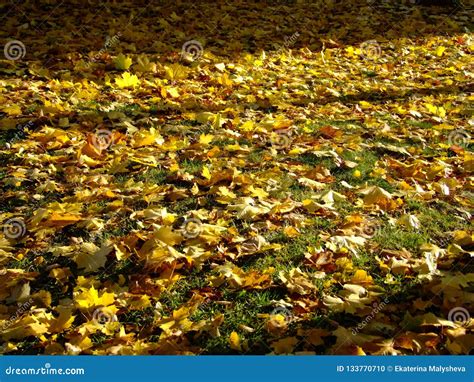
[270,337,299,354]
[279,268,317,295]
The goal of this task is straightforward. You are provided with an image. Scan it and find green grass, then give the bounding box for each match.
[194,289,285,354]
[352,249,378,273]
[374,226,428,254]
[167,197,199,215]
[295,146,396,194]
[136,168,168,185]
[297,153,335,168]
[372,202,470,254]
[418,204,470,233]
[6,338,42,355]
[406,120,433,129]
[96,258,142,282]
[159,269,209,312]
[247,149,264,163]
[7,251,76,306]
[119,308,156,327]
[242,226,322,272]
[109,218,139,236]
[181,159,205,174]
[90,332,110,346]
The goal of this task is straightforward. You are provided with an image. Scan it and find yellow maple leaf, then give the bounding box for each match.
[435,46,446,57]
[247,185,269,199]
[425,103,446,118]
[115,72,140,88]
[166,86,180,98]
[2,104,22,116]
[132,128,163,148]
[74,243,112,272]
[153,226,182,246]
[113,53,133,70]
[75,286,115,310]
[217,73,233,87]
[164,63,189,80]
[229,331,241,351]
[45,212,82,227]
[202,166,211,180]
[351,269,374,285]
[362,186,395,210]
[48,306,75,333]
[199,134,214,145]
[239,120,255,132]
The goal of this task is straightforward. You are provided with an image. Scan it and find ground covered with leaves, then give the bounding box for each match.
[0,0,473,355]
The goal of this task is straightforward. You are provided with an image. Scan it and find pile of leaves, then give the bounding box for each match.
[0,0,473,355]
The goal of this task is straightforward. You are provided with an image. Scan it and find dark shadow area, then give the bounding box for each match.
[0,0,472,70]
